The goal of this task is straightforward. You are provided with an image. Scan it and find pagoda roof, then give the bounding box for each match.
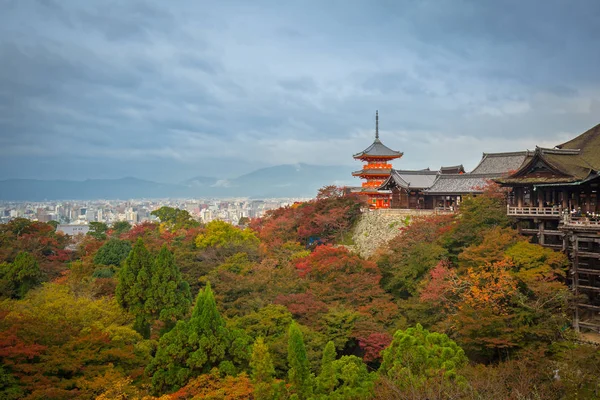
[353,111,402,160]
[470,151,530,174]
[352,168,393,176]
[379,169,439,190]
[353,138,403,159]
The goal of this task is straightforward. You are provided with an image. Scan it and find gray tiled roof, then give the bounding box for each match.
[379,169,439,190]
[425,173,498,195]
[353,138,403,159]
[470,151,529,174]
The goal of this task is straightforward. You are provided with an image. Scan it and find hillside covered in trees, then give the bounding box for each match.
[1,185,599,399]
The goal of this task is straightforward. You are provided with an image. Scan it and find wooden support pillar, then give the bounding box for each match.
[538,221,545,245]
[562,189,568,209]
[573,233,580,332]
[538,189,544,208]
[517,187,523,208]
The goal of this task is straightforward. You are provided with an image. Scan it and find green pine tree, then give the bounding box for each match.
[146,282,250,394]
[287,322,313,400]
[316,341,337,395]
[379,323,468,391]
[251,337,276,400]
[147,245,191,329]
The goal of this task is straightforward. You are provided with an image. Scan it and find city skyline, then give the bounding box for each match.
[2,1,600,182]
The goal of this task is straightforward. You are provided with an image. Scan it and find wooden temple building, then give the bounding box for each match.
[495,123,600,332]
[351,117,600,332]
[374,151,528,210]
[351,111,403,208]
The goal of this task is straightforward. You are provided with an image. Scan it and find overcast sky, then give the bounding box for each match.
[1,0,599,182]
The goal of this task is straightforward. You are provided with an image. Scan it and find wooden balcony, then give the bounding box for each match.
[507,206,562,218]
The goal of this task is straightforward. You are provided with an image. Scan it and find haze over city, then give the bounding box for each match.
[2,0,600,184]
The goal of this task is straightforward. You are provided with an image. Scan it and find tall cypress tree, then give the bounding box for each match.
[116,238,153,336]
[147,245,191,328]
[316,341,337,395]
[287,322,313,399]
[251,337,276,400]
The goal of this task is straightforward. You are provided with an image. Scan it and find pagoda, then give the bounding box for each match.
[352,111,403,208]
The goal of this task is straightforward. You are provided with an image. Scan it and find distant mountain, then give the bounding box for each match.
[0,164,357,200]
[181,175,218,187]
[223,163,354,197]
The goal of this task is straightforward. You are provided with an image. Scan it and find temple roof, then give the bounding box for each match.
[440,165,465,174]
[353,111,403,160]
[353,138,403,159]
[424,173,497,195]
[496,146,595,185]
[470,151,529,174]
[556,122,600,170]
[379,169,439,190]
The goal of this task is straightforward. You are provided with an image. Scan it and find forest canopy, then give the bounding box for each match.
[0,186,598,399]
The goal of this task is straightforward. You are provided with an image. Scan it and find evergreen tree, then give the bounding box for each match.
[316,341,337,395]
[93,238,131,266]
[250,337,276,400]
[379,324,468,391]
[115,238,153,336]
[287,322,313,399]
[146,282,250,394]
[147,245,191,328]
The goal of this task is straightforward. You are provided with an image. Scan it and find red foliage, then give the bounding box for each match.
[420,260,457,305]
[252,189,362,249]
[274,292,328,325]
[358,332,393,363]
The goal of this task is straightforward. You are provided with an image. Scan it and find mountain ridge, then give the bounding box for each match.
[0,163,356,201]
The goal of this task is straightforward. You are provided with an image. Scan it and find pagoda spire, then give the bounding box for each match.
[375,110,379,140]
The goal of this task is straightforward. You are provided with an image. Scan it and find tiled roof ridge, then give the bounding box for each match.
[481,150,530,157]
[536,147,581,155]
[440,164,464,169]
[392,169,438,175]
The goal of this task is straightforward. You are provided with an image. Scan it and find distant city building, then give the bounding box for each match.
[57,224,90,236]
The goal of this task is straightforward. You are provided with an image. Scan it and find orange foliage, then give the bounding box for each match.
[460,260,519,315]
[167,369,254,400]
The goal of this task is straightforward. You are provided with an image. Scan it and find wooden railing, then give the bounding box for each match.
[563,218,600,227]
[507,206,562,217]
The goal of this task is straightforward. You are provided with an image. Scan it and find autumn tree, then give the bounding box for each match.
[287,322,314,399]
[378,214,453,298]
[196,220,259,249]
[151,206,200,232]
[146,282,250,394]
[0,283,147,399]
[0,252,44,299]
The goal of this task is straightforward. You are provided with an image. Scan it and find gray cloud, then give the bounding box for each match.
[0,0,599,182]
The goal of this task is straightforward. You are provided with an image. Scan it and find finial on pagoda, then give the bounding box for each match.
[375,110,379,140]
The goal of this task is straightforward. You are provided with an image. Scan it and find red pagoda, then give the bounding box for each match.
[352,111,403,208]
